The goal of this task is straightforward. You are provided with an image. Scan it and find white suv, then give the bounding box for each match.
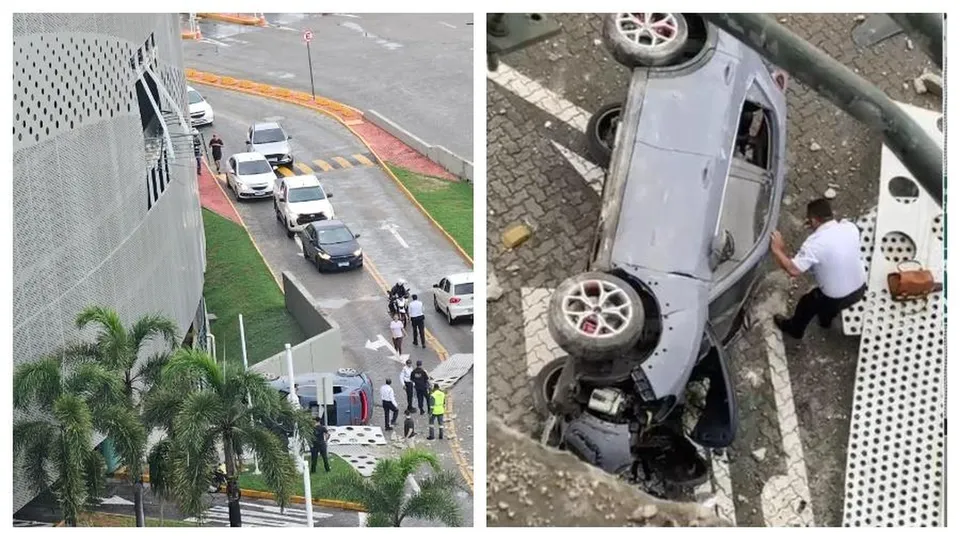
[273,175,336,238]
[433,272,475,324]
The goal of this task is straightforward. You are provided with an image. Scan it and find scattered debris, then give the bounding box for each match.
[488,273,504,301]
[828,183,840,189]
[498,108,506,114]
[544,120,552,128]
[782,195,793,207]
[913,71,943,96]
[744,369,762,388]
[506,264,520,273]
[738,494,749,503]
[824,187,838,199]
[779,17,788,23]
[498,501,510,510]
[906,37,914,50]
[752,447,768,461]
[502,224,532,249]
[809,141,822,152]
[855,14,866,22]
[593,38,601,46]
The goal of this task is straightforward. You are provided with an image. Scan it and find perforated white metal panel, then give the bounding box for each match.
[841,102,944,527]
[429,353,474,389]
[841,208,877,335]
[326,426,388,446]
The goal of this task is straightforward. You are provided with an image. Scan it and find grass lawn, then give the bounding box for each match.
[202,208,306,366]
[387,165,473,258]
[78,512,195,527]
[238,454,359,502]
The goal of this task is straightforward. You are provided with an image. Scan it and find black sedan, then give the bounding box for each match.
[299,220,363,272]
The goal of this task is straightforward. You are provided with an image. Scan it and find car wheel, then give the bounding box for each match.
[602,13,690,68]
[434,297,441,313]
[548,271,645,360]
[316,255,324,273]
[586,103,621,169]
[446,306,454,325]
[286,223,295,238]
[532,357,571,417]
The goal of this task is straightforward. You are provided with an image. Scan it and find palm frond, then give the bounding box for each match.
[148,439,175,501]
[164,348,224,392]
[13,358,62,410]
[368,459,413,504]
[314,468,382,508]
[83,450,108,505]
[133,352,172,396]
[95,406,147,478]
[364,512,395,527]
[171,390,224,456]
[13,420,55,492]
[65,363,127,409]
[141,386,186,431]
[169,434,219,521]
[75,306,130,372]
[129,313,180,354]
[246,426,299,508]
[400,477,464,527]
[396,448,441,477]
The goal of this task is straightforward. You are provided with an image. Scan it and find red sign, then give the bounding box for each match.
[302,30,313,43]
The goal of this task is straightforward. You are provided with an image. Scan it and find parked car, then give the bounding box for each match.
[247,121,294,167]
[541,13,788,490]
[267,368,373,426]
[299,220,363,272]
[225,152,276,200]
[273,175,336,238]
[187,86,214,127]
[433,272,475,324]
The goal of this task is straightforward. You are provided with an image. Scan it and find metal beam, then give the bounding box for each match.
[887,13,943,69]
[701,13,943,206]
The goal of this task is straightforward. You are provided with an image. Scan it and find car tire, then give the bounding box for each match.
[548,271,645,360]
[602,13,690,68]
[586,103,621,169]
[532,357,571,417]
[316,255,324,273]
[447,307,455,325]
[434,297,441,313]
[286,223,295,239]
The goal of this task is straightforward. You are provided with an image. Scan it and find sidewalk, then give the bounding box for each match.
[351,122,457,181]
[197,159,241,225]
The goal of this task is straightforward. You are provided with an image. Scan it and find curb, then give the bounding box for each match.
[196,13,266,27]
[109,469,365,512]
[185,71,473,267]
[181,30,201,40]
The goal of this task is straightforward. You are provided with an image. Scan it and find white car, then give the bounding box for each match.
[433,272,475,324]
[273,175,336,238]
[187,86,214,127]
[226,153,276,200]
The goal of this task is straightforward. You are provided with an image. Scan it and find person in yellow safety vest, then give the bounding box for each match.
[427,384,445,441]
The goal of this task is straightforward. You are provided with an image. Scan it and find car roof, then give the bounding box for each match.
[446,272,474,284]
[252,121,282,131]
[282,175,323,189]
[310,219,347,230]
[230,152,269,163]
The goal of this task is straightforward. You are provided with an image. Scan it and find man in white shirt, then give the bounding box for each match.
[408,294,426,349]
[400,359,415,413]
[380,378,399,430]
[769,198,867,340]
[389,314,406,356]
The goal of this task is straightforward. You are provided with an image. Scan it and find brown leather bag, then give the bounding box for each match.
[887,260,942,301]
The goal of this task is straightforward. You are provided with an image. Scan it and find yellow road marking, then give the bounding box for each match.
[332,156,353,169]
[276,166,294,177]
[294,162,313,175]
[352,153,375,167]
[312,159,333,172]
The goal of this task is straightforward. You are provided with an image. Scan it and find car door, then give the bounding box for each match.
[435,278,449,306]
[246,127,254,151]
[227,157,237,188]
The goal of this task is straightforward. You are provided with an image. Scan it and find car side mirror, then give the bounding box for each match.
[246,140,251,144]
[288,136,293,140]
[432,283,439,288]
[354,233,360,239]
[327,192,333,198]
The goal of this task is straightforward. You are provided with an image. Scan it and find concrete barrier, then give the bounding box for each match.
[252,272,344,376]
[365,109,474,183]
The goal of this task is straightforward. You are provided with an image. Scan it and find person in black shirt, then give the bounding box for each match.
[410,360,430,415]
[209,134,224,173]
[310,417,331,473]
[193,133,203,175]
[403,412,416,439]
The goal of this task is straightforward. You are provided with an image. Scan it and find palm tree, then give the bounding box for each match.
[75,306,179,527]
[13,347,145,526]
[318,448,464,527]
[143,348,314,526]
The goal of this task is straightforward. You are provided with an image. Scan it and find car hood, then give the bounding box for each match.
[252,141,291,155]
[235,171,276,186]
[188,101,209,114]
[287,200,333,217]
[317,239,360,257]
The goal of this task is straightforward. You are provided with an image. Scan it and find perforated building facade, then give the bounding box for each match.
[12,13,206,513]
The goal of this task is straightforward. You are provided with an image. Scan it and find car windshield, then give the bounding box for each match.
[317,227,355,244]
[288,186,326,203]
[454,283,474,295]
[252,128,285,144]
[237,160,273,175]
[188,90,204,105]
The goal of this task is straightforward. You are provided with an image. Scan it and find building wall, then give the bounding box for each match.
[12,13,205,512]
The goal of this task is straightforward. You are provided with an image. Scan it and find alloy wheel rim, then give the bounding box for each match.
[615,13,681,50]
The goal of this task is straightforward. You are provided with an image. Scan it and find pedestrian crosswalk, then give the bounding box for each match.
[276,152,377,177]
[13,519,55,527]
[185,500,334,527]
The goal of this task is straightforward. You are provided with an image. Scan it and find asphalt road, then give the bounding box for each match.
[196,86,473,525]
[184,13,474,160]
[485,13,941,527]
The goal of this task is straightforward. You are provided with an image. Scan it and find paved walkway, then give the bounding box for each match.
[351,122,456,180]
[197,158,241,224]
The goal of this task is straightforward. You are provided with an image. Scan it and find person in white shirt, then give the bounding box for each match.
[400,359,415,413]
[389,314,406,356]
[408,294,426,348]
[769,198,867,339]
[380,379,399,430]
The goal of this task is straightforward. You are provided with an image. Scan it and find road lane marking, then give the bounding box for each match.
[333,156,354,169]
[352,153,375,166]
[312,159,334,171]
[487,63,590,133]
[380,221,409,249]
[277,166,294,177]
[550,140,604,195]
[294,162,313,174]
[439,21,457,29]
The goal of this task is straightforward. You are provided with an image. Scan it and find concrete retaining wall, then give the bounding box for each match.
[252,272,344,376]
[366,109,474,182]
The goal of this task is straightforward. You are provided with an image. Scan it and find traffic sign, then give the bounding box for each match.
[302,29,313,43]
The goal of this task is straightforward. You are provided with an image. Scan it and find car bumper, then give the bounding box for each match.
[190,112,213,126]
[449,305,474,319]
[267,155,294,166]
[236,187,274,199]
[318,254,363,271]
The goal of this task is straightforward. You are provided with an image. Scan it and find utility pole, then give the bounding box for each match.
[700,13,943,205]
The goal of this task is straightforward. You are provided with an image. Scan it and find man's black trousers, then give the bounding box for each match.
[780,284,866,339]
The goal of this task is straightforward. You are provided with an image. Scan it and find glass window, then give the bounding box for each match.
[252,127,286,144]
[237,159,273,175]
[288,186,326,203]
[188,90,204,105]
[316,226,355,244]
[454,283,474,295]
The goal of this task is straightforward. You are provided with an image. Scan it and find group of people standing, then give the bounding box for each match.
[388,280,427,356]
[380,359,447,440]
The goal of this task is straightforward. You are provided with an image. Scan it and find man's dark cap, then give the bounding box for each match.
[416,360,423,366]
